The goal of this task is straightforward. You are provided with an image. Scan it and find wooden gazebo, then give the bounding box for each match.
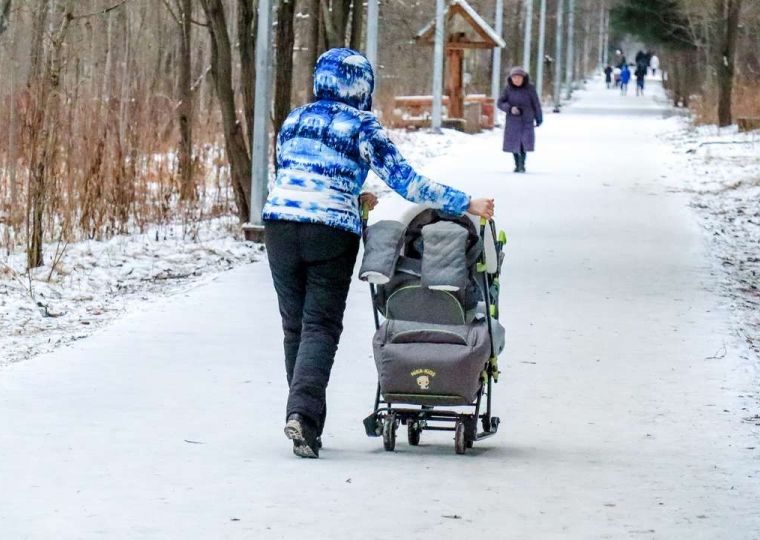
[416,0,506,120]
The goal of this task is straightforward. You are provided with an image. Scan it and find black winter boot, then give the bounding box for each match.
[512,153,521,173]
[518,152,527,173]
[284,413,320,458]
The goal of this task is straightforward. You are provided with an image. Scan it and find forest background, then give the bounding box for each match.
[0,0,757,269]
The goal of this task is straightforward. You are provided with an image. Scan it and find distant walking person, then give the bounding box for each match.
[619,64,631,95]
[604,65,613,89]
[635,64,647,96]
[635,50,647,68]
[497,66,543,173]
[615,50,627,69]
[650,54,660,77]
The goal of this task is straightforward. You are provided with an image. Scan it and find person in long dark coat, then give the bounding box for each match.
[634,64,647,96]
[497,66,543,173]
[604,65,613,89]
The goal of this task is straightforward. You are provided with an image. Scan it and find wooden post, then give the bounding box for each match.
[446,44,465,119]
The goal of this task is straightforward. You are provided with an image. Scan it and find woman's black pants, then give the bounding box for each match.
[264,220,360,435]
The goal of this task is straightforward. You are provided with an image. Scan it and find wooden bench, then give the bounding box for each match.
[391,95,495,131]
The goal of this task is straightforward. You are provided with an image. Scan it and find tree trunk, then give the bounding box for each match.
[178,0,194,200]
[27,0,73,269]
[716,0,741,127]
[237,0,257,153]
[116,7,134,230]
[200,0,251,222]
[321,0,351,48]
[509,0,523,67]
[332,0,350,45]
[306,0,322,101]
[581,2,590,78]
[274,0,297,137]
[24,0,49,268]
[349,0,363,51]
[8,12,19,213]
[320,0,338,48]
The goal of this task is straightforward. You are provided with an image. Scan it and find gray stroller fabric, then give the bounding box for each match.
[381,319,469,345]
[373,319,504,406]
[365,210,505,407]
[386,286,467,325]
[359,220,406,284]
[491,317,507,355]
[420,221,469,292]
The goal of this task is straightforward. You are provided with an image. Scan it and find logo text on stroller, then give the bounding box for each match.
[410,368,436,390]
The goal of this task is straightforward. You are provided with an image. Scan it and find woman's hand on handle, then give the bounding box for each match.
[359,192,379,211]
[468,198,495,220]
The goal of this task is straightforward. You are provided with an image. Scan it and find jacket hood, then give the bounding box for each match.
[313,48,374,111]
[508,66,531,87]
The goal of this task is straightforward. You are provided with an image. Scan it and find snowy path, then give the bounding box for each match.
[2,82,759,539]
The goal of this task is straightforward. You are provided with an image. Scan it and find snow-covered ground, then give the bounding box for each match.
[660,121,760,357]
[1,79,759,538]
[0,219,263,366]
[0,130,466,366]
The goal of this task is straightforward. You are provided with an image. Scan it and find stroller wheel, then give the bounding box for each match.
[454,421,467,455]
[407,423,421,446]
[382,415,396,452]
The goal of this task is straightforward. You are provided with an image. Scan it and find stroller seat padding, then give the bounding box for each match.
[386,285,466,325]
[383,319,469,345]
[420,221,469,292]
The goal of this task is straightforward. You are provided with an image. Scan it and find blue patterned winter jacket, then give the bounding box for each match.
[262,48,471,236]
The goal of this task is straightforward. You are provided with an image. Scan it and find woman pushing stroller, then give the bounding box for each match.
[262,48,495,459]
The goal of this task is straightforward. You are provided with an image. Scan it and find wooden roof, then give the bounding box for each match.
[416,0,506,49]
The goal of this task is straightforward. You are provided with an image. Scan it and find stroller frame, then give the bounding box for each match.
[362,216,505,455]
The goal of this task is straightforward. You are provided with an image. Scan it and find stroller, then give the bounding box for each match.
[359,207,507,454]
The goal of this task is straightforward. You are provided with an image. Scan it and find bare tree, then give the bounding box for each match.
[349,0,363,51]
[200,0,252,221]
[715,0,742,126]
[274,0,297,136]
[306,0,324,101]
[163,0,196,200]
[321,0,364,49]
[238,0,257,152]
[26,0,75,268]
